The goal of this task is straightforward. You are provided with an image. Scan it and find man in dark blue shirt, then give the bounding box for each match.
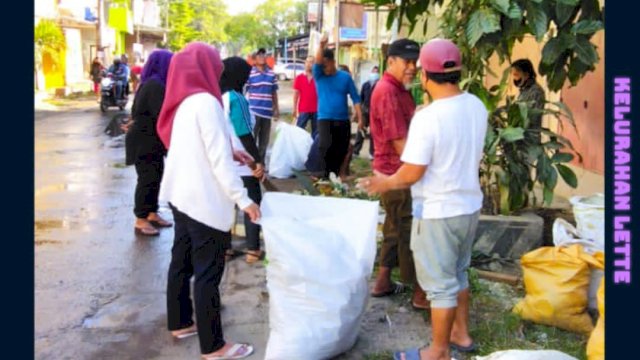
[313,33,362,179]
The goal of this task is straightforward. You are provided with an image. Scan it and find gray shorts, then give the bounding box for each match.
[411,211,480,308]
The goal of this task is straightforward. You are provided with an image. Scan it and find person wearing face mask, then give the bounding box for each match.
[368,38,429,311]
[361,38,488,360]
[353,66,380,158]
[511,58,546,144]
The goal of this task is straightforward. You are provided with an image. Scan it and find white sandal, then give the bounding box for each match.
[171,324,197,339]
[202,343,254,360]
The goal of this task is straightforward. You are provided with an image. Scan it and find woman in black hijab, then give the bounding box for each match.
[219,57,266,264]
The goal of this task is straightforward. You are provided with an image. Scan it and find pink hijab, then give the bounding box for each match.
[156,42,224,149]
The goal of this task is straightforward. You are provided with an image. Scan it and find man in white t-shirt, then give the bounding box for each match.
[360,38,488,360]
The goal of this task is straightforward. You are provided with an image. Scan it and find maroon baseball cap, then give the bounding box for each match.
[419,38,462,73]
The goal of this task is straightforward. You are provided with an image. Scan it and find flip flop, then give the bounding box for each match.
[411,301,431,311]
[134,226,159,236]
[393,347,420,360]
[450,341,478,353]
[371,282,406,298]
[148,218,173,228]
[202,343,254,360]
[171,324,197,339]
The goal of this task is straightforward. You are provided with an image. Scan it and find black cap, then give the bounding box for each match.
[256,48,266,55]
[388,38,420,60]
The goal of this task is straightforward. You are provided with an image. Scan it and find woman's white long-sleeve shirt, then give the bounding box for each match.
[159,92,253,231]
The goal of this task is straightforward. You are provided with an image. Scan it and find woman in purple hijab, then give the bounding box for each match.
[125,49,174,235]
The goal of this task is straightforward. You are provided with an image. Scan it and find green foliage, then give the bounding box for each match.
[224,13,263,55]
[34,19,66,71]
[482,95,579,214]
[362,0,601,214]
[163,0,229,51]
[364,0,603,93]
[225,0,307,55]
[252,0,308,50]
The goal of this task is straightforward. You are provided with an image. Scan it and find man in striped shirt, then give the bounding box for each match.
[246,48,280,162]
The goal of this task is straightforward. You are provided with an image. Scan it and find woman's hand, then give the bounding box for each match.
[252,163,265,180]
[242,203,261,223]
[120,118,133,133]
[232,149,254,165]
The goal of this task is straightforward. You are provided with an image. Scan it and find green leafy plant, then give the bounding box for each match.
[363,0,602,214]
[482,94,581,215]
[34,19,66,78]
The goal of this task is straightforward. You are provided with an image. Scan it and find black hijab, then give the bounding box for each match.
[220,56,252,93]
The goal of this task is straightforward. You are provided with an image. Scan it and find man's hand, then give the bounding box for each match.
[357,171,390,195]
[320,31,329,46]
[272,110,280,120]
[358,120,365,131]
[242,203,261,223]
[292,110,299,123]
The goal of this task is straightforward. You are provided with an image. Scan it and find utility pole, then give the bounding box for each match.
[96,0,103,58]
[335,0,340,65]
[317,0,324,32]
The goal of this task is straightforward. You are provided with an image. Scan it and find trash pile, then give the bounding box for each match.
[513,194,604,359]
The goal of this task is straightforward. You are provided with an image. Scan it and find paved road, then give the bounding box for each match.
[34,87,410,360]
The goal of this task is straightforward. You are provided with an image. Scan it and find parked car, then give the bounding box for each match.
[274,63,305,81]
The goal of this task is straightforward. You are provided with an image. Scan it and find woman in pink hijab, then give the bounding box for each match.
[157,42,259,360]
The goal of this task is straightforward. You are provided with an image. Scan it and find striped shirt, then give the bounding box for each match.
[247,66,278,118]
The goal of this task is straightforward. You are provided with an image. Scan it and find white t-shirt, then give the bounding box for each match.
[159,93,253,231]
[401,92,488,219]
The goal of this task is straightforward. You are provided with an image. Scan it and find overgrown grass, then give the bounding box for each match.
[350,156,372,178]
[363,351,394,360]
[467,268,588,360]
[364,266,589,359]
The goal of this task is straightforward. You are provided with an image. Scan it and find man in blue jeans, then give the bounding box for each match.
[313,33,362,179]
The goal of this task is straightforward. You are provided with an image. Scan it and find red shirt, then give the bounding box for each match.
[293,73,318,113]
[370,73,416,175]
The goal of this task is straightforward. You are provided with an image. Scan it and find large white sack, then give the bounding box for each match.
[474,350,578,360]
[268,121,313,178]
[552,218,604,310]
[260,192,379,360]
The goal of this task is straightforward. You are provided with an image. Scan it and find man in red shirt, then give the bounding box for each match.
[369,38,429,310]
[292,56,318,139]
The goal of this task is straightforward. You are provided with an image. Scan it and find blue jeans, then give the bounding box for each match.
[296,112,318,139]
[114,80,124,100]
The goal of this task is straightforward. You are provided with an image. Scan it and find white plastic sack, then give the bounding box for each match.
[268,121,313,179]
[569,194,604,251]
[474,350,578,360]
[552,218,604,310]
[552,218,600,254]
[260,192,379,360]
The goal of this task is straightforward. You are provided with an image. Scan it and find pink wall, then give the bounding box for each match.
[558,31,605,174]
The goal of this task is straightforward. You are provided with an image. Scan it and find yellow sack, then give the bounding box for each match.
[513,245,603,334]
[587,277,604,360]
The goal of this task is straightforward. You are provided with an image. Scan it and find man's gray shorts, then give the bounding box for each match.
[411,211,480,308]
